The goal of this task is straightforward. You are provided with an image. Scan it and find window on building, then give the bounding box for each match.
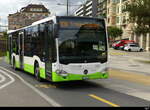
[122,0,127,2]
[107,18,110,24]
[113,7,116,12]
[122,16,126,24]
[116,17,119,24]
[116,6,119,13]
[107,9,109,14]
[30,8,43,12]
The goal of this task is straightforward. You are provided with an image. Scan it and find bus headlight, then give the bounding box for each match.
[55,70,68,76]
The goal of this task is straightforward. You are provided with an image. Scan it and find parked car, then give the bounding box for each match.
[119,46,125,50]
[124,43,143,52]
[112,40,135,50]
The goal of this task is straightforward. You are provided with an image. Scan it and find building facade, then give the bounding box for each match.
[8,4,50,30]
[107,0,131,40]
[107,0,150,51]
[74,0,98,17]
[97,0,107,18]
[75,0,150,51]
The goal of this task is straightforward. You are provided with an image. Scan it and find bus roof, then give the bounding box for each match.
[7,16,105,34]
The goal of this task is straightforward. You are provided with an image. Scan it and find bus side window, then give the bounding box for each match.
[38,23,46,60]
[24,27,32,57]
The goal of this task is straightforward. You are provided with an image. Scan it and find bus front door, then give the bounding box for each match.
[19,32,24,69]
[45,23,53,81]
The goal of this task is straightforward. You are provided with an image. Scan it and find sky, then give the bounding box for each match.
[0,0,87,26]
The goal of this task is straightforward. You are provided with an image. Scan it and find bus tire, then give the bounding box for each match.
[12,57,16,70]
[34,62,42,82]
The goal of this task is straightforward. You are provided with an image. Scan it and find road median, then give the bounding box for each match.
[109,69,150,86]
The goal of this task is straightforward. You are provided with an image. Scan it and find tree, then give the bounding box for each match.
[108,26,123,41]
[125,0,150,34]
[2,31,8,40]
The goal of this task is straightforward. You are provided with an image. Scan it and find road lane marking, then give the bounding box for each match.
[109,52,127,56]
[89,94,120,107]
[0,73,6,83]
[0,66,61,107]
[35,84,57,89]
[0,69,15,90]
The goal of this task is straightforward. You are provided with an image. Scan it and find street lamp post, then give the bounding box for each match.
[57,0,83,16]
[67,0,69,16]
[57,0,69,16]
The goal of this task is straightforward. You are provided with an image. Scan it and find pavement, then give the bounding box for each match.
[0,64,149,107]
[109,48,150,75]
[0,52,150,107]
[130,51,150,63]
[109,48,150,60]
[0,66,52,107]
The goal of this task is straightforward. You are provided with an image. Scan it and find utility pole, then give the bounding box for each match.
[67,0,69,16]
[57,0,83,16]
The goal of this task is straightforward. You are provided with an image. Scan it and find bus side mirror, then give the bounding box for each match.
[54,24,58,38]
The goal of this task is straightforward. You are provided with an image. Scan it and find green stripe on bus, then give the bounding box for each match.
[40,68,46,79]
[6,51,10,64]
[16,61,20,68]
[24,63,34,75]
[52,72,109,82]
[11,62,109,82]
[23,64,46,79]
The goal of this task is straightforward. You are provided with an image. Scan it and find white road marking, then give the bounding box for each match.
[0,73,6,83]
[0,69,15,90]
[0,66,61,107]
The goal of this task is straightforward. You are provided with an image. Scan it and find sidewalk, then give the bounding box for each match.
[109,48,150,64]
[109,48,150,74]
[132,52,150,64]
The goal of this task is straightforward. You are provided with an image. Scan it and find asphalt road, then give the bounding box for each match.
[0,58,150,107]
[109,48,150,75]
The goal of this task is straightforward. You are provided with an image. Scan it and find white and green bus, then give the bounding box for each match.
[7,16,109,82]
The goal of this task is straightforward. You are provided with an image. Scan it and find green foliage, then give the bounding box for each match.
[108,26,123,40]
[0,31,8,40]
[125,0,150,34]
[0,50,6,57]
[3,32,8,39]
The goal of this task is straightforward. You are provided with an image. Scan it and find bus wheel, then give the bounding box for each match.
[34,63,42,82]
[12,57,16,70]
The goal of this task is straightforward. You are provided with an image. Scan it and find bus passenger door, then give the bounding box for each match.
[19,32,24,69]
[45,22,53,80]
[8,35,12,64]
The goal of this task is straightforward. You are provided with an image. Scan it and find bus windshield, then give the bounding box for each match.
[58,17,107,64]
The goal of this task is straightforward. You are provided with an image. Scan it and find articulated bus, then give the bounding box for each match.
[7,16,109,82]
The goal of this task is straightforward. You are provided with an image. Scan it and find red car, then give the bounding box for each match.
[112,40,135,49]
